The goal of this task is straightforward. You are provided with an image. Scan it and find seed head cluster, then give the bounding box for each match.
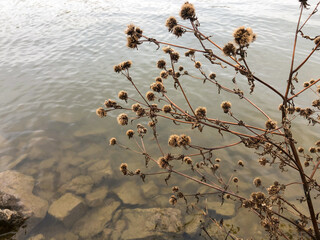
[126,129,134,139]
[265,119,277,130]
[117,113,129,126]
[195,106,207,118]
[150,82,165,93]
[157,59,166,69]
[223,42,236,56]
[104,99,117,108]
[221,101,232,113]
[109,137,117,145]
[125,24,143,49]
[114,60,132,73]
[162,105,172,113]
[180,2,196,20]
[165,16,178,32]
[120,163,128,175]
[118,90,128,101]
[96,107,107,118]
[233,26,256,47]
[146,91,156,101]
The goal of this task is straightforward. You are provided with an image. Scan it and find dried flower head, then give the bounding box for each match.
[315,140,320,147]
[155,77,163,83]
[120,60,132,70]
[194,61,201,69]
[211,164,219,171]
[259,157,267,166]
[184,156,192,165]
[157,59,166,69]
[295,107,301,112]
[158,157,169,169]
[312,99,320,108]
[215,158,221,163]
[172,186,179,193]
[109,137,117,145]
[310,79,315,84]
[132,103,141,112]
[195,106,207,118]
[165,16,178,31]
[304,161,310,167]
[303,82,310,87]
[160,70,168,79]
[309,147,316,153]
[117,113,129,126]
[223,42,236,56]
[163,46,173,54]
[136,107,145,117]
[233,26,256,46]
[105,99,117,108]
[120,163,128,175]
[163,105,172,113]
[96,107,107,118]
[114,64,122,73]
[185,49,195,57]
[148,121,156,127]
[179,134,191,146]
[171,51,180,63]
[221,101,232,113]
[180,2,196,20]
[233,177,239,183]
[178,66,184,71]
[118,90,128,101]
[135,169,141,175]
[172,26,185,37]
[126,129,134,139]
[146,91,156,101]
[253,177,262,187]
[150,82,165,93]
[298,147,304,153]
[238,160,244,167]
[168,134,180,147]
[207,73,216,81]
[137,124,147,135]
[265,119,277,130]
[169,195,177,205]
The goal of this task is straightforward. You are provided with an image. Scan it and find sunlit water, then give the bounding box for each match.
[0,0,320,239]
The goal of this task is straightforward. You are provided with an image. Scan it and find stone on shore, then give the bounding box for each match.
[48,193,86,227]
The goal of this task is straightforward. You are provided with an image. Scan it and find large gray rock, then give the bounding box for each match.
[73,199,120,239]
[48,193,86,227]
[0,170,48,236]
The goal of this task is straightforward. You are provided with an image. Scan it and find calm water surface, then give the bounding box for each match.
[0,0,320,239]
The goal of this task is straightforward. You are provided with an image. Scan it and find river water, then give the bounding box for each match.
[0,0,319,239]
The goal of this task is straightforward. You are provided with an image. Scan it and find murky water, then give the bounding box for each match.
[0,0,319,239]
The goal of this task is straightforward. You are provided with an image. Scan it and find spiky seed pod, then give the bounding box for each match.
[168,134,180,147]
[209,73,216,80]
[157,59,166,69]
[158,157,169,169]
[120,61,132,70]
[194,61,201,69]
[175,72,181,78]
[168,68,173,75]
[126,36,138,49]
[233,26,256,46]
[125,24,136,36]
[185,49,195,57]
[162,105,172,113]
[146,91,156,101]
[253,177,262,187]
[172,26,185,37]
[137,124,147,135]
[178,66,184,71]
[169,195,177,205]
[309,147,316,153]
[148,121,156,127]
[221,101,232,113]
[126,129,134,139]
[160,70,168,79]
[118,90,128,101]
[104,99,117,108]
[233,177,239,183]
[195,107,207,118]
[238,160,244,167]
[223,42,236,56]
[120,163,128,175]
[315,140,320,147]
[298,147,304,153]
[184,156,192,165]
[150,82,165,93]
[155,77,163,83]
[113,64,122,73]
[304,161,310,167]
[312,99,320,108]
[135,169,141,175]
[172,186,179,193]
[117,113,129,126]
[180,2,195,20]
[109,137,117,145]
[171,51,180,63]
[303,82,310,87]
[163,46,173,54]
[215,158,221,163]
[165,16,178,31]
[295,107,301,112]
[132,103,141,112]
[265,119,277,130]
[179,134,191,146]
[310,79,315,84]
[136,107,145,117]
[259,157,267,166]
[96,107,107,118]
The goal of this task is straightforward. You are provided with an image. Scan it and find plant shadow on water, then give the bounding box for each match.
[0,0,319,239]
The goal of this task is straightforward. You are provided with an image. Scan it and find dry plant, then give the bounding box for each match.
[97,1,320,239]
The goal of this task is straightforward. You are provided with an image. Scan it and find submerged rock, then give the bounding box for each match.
[59,175,94,195]
[114,181,146,205]
[85,186,108,207]
[73,199,120,238]
[48,193,86,228]
[0,170,48,236]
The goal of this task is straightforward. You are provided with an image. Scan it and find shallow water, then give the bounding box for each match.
[0,0,320,239]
